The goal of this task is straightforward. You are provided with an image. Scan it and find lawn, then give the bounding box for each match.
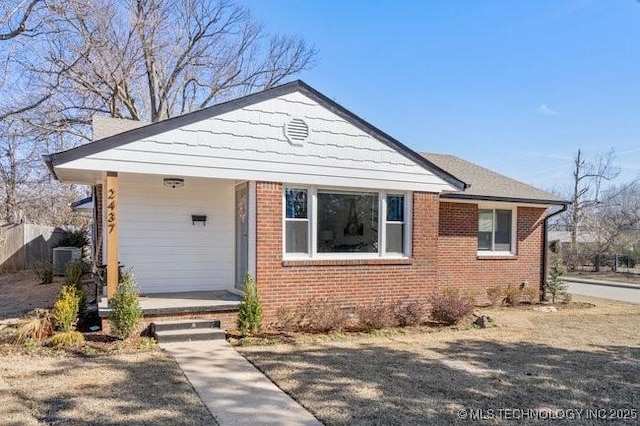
[0,351,216,425]
[0,270,217,426]
[0,270,64,320]
[238,297,640,425]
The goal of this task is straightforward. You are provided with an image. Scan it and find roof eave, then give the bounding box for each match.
[295,82,468,191]
[440,193,571,206]
[70,196,92,208]
[45,80,468,192]
[42,154,59,181]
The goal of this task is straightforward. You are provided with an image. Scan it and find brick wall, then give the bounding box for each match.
[255,182,440,324]
[437,202,546,299]
[254,183,546,322]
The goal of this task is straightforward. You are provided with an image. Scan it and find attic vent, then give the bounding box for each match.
[284,118,309,144]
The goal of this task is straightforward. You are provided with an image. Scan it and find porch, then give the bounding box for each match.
[96,173,255,298]
[98,290,242,318]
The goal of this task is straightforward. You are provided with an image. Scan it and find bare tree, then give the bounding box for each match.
[0,1,79,226]
[583,181,640,271]
[566,148,620,269]
[0,0,43,41]
[0,0,317,226]
[35,0,317,136]
[0,1,62,121]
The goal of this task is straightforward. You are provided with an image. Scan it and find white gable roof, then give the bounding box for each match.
[46,81,466,192]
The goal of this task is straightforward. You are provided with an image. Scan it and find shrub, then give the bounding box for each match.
[65,260,84,287]
[55,228,89,251]
[32,261,54,284]
[64,260,86,315]
[392,299,427,327]
[12,309,54,343]
[237,274,263,335]
[522,285,539,304]
[50,331,85,348]
[545,256,568,303]
[109,270,142,339]
[297,297,348,333]
[486,286,503,307]
[503,285,522,306]
[562,292,573,304]
[355,300,393,331]
[428,292,474,326]
[275,306,299,331]
[53,285,81,332]
[139,337,157,351]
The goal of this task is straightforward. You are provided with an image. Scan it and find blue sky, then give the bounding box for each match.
[243,0,640,192]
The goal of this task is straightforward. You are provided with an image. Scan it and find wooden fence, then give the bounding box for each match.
[0,224,63,272]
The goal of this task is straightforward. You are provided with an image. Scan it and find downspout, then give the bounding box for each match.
[540,204,569,301]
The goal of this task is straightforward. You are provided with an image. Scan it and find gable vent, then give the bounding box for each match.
[284,118,309,144]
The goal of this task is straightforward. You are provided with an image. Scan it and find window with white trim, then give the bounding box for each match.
[284,187,410,258]
[478,208,513,253]
[386,195,405,254]
[285,189,309,254]
[317,190,378,253]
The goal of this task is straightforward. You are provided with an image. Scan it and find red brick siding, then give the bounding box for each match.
[437,202,545,298]
[255,182,440,324]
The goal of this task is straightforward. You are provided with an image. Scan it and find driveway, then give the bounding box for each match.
[564,277,640,304]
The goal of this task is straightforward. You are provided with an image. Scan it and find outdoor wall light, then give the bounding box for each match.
[191,215,207,226]
[163,177,185,188]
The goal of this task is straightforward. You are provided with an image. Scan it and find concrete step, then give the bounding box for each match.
[152,319,221,332]
[155,328,226,344]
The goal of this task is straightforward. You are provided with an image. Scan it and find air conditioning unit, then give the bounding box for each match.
[53,247,82,276]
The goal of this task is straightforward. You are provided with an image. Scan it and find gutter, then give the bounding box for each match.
[441,193,568,206]
[540,203,569,300]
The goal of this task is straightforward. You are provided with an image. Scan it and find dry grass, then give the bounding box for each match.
[239,296,640,425]
[0,271,216,425]
[0,270,65,321]
[0,350,217,425]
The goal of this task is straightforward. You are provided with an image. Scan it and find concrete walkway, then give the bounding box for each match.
[162,340,322,426]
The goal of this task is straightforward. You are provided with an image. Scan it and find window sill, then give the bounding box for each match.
[476,253,518,261]
[282,258,413,267]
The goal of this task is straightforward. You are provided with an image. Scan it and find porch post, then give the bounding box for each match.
[106,171,119,300]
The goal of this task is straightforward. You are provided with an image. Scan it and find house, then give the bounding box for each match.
[43,80,568,328]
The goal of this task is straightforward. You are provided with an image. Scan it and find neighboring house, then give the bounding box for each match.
[70,197,93,217]
[547,231,599,248]
[43,80,568,325]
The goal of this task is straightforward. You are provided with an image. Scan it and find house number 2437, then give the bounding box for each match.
[107,188,117,234]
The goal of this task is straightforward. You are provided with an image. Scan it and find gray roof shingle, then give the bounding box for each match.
[421,153,568,205]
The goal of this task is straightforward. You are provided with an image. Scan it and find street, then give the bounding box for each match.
[564,278,640,304]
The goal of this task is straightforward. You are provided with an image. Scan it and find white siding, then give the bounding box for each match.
[59,91,454,192]
[118,173,234,293]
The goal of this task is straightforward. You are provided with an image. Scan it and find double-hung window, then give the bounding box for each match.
[478,208,514,254]
[285,189,309,254]
[284,187,410,258]
[386,195,405,254]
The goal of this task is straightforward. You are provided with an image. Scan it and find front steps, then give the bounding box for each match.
[152,319,226,343]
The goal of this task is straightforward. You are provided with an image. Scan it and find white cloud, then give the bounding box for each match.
[539,104,559,116]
